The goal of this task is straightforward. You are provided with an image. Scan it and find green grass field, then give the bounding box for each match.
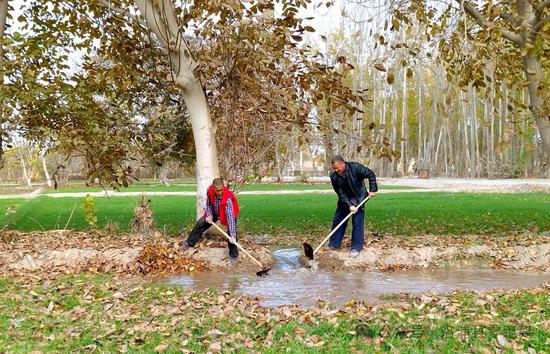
[0,275,547,352]
[39,183,417,194]
[1,192,548,237]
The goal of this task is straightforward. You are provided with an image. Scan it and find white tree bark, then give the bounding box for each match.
[417,69,423,172]
[460,91,471,176]
[471,87,480,177]
[391,85,398,176]
[400,67,408,176]
[0,0,8,167]
[20,156,31,187]
[489,71,495,165]
[134,0,219,217]
[40,150,52,187]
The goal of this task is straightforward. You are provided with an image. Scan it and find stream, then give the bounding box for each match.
[170,248,550,308]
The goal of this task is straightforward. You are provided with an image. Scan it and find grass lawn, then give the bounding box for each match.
[0,192,548,237]
[39,183,417,194]
[0,275,547,352]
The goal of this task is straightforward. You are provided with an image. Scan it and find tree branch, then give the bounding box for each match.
[97,0,147,28]
[534,16,550,32]
[499,11,520,27]
[134,0,170,48]
[461,0,523,45]
[536,0,550,19]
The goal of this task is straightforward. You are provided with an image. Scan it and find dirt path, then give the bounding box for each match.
[1,178,549,199]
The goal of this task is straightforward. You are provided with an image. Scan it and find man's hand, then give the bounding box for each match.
[205,216,213,224]
[349,206,358,214]
[368,192,376,198]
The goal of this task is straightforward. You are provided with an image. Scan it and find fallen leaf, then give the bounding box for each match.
[496,334,509,347]
[154,343,168,352]
[208,342,222,352]
[207,329,226,337]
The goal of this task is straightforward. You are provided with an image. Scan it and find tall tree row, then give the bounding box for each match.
[309,0,549,177]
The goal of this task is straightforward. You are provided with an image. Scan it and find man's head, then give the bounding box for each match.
[331,155,346,176]
[212,178,225,198]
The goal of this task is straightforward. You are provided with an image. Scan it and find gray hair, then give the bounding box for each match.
[331,155,345,165]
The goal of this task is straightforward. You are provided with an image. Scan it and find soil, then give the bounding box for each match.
[0,230,273,277]
[1,231,548,278]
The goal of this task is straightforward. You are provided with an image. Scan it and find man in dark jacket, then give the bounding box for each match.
[180,178,240,265]
[329,155,377,258]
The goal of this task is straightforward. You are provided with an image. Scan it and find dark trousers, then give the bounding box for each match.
[328,203,365,251]
[186,216,238,258]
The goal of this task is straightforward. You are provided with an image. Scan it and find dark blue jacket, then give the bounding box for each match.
[330,162,378,208]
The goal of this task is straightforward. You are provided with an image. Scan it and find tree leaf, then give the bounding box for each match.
[374,63,387,72]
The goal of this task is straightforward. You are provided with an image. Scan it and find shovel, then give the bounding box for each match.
[210,222,271,276]
[303,196,370,263]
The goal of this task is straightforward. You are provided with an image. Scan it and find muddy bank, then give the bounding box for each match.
[1,231,548,277]
[0,230,273,277]
[308,239,550,272]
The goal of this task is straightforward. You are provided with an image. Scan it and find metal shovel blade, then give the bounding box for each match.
[256,267,271,277]
[303,242,314,260]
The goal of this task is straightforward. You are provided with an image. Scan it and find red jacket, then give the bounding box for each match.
[205,185,240,226]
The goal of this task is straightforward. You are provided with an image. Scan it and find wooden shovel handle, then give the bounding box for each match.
[313,196,370,255]
[210,222,265,268]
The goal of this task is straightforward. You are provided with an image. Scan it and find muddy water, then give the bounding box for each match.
[169,248,550,308]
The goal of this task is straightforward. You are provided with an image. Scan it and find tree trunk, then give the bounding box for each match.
[40,151,52,187]
[471,87,480,177]
[523,51,550,164]
[184,81,219,215]
[515,0,550,164]
[417,69,423,174]
[0,0,8,168]
[400,68,408,176]
[460,91,471,176]
[391,85,398,176]
[135,0,219,217]
[158,165,171,186]
[20,156,32,187]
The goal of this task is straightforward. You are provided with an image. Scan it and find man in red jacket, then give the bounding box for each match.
[180,178,240,265]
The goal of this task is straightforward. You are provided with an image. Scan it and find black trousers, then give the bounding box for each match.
[185,216,238,258]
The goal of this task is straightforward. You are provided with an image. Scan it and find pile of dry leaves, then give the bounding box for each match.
[137,242,208,275]
[0,230,207,278]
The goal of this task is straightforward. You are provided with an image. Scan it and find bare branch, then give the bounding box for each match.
[134,0,170,48]
[461,0,523,45]
[534,16,550,32]
[97,0,147,28]
[499,11,520,27]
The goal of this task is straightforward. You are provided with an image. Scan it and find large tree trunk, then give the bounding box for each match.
[134,0,219,217]
[516,0,550,164]
[523,51,550,165]
[182,79,219,216]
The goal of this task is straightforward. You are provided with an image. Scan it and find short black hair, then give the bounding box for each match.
[331,155,345,165]
[212,178,224,187]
